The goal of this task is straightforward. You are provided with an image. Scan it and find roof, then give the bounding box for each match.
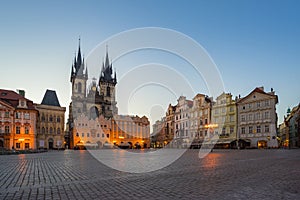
[0,89,36,110]
[237,87,278,104]
[41,90,61,107]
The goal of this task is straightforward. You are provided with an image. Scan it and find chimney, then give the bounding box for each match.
[17,89,25,97]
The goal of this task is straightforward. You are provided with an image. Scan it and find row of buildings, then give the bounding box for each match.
[151,87,279,149]
[0,41,151,151]
[278,104,300,148]
[0,89,66,150]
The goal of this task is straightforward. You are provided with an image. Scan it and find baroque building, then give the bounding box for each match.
[211,92,237,148]
[0,89,37,150]
[236,87,278,148]
[35,90,66,149]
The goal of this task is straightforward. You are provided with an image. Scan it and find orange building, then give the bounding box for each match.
[0,89,37,150]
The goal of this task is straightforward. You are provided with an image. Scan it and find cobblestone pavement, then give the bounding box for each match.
[0,149,299,200]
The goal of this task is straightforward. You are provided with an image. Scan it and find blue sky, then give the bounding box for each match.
[0,0,299,125]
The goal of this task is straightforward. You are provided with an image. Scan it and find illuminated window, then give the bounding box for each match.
[25,143,29,149]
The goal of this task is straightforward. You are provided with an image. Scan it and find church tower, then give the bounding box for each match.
[70,39,88,117]
[98,47,118,118]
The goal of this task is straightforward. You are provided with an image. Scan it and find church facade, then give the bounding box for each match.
[68,41,150,149]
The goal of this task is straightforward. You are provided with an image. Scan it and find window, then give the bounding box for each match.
[82,133,84,137]
[25,143,29,149]
[16,126,21,134]
[222,108,225,113]
[106,134,109,138]
[249,126,253,134]
[78,82,82,93]
[241,115,245,122]
[87,133,90,137]
[16,143,20,149]
[25,127,29,134]
[57,117,61,123]
[24,113,30,120]
[241,127,245,134]
[222,127,226,134]
[248,104,251,109]
[257,126,261,133]
[265,125,269,132]
[42,127,45,134]
[5,126,10,134]
[49,115,53,122]
[57,128,61,134]
[49,127,53,134]
[205,119,208,125]
[257,101,261,108]
[265,100,270,107]
[248,114,253,121]
[264,111,269,119]
[97,133,100,137]
[16,112,21,119]
[5,111,9,118]
[256,113,260,120]
[41,115,45,122]
[230,127,234,134]
[204,130,207,136]
[230,106,234,112]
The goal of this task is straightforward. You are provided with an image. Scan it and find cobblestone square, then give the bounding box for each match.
[0,149,299,200]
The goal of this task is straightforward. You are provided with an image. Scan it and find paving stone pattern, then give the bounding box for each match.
[0,149,299,200]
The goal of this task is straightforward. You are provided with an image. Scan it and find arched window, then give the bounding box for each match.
[49,115,53,122]
[78,82,82,93]
[57,116,60,123]
[106,86,110,97]
[89,106,99,120]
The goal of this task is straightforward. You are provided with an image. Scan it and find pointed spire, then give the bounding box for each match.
[114,70,117,83]
[76,37,82,69]
[105,44,109,68]
[85,65,88,79]
[70,64,74,82]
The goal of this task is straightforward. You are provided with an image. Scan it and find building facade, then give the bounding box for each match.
[285,104,300,148]
[68,41,150,149]
[211,92,237,148]
[237,87,278,148]
[173,96,193,148]
[0,89,37,150]
[35,90,66,149]
[189,94,212,147]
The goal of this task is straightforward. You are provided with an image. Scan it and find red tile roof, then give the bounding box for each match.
[0,89,36,110]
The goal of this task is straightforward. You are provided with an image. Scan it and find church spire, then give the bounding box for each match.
[76,37,82,70]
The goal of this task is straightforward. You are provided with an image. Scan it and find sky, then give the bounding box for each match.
[0,0,299,127]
